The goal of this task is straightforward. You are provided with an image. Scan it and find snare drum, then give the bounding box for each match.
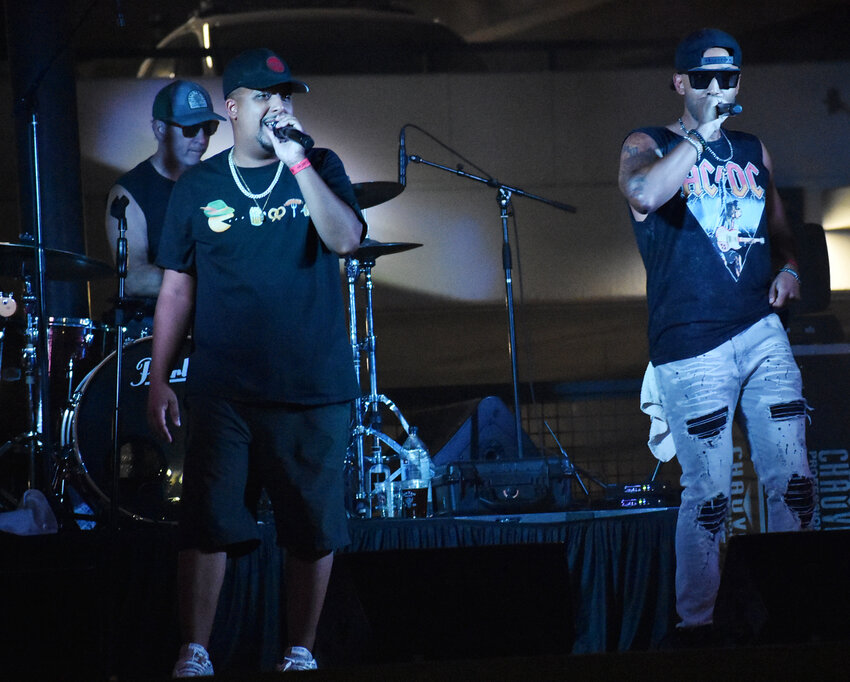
[61,336,191,523]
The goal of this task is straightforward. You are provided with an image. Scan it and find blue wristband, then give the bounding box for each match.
[779,266,801,284]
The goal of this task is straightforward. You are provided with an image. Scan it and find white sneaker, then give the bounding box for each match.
[276,645,318,672]
[172,643,214,677]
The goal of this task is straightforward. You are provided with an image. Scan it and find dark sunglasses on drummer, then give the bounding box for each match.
[171,121,220,137]
[687,70,740,90]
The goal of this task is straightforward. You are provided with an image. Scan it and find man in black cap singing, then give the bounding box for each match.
[105,80,224,335]
[147,49,365,676]
[618,29,814,640]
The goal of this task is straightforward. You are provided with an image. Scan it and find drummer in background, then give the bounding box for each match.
[104,80,224,337]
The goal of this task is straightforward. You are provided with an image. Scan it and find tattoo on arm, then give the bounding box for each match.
[619,143,654,198]
[624,144,642,158]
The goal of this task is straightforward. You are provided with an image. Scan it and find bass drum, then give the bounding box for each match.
[61,336,191,523]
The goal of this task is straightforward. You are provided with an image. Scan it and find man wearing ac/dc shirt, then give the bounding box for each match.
[618,28,814,641]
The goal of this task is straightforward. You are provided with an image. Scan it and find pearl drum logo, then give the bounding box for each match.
[131,354,189,388]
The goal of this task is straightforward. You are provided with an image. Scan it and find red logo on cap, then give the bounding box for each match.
[266,56,286,73]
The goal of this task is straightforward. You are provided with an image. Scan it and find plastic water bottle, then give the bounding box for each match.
[401,428,431,479]
[400,427,433,516]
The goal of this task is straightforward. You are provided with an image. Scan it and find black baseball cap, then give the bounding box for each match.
[152,80,225,126]
[675,28,741,72]
[222,48,309,99]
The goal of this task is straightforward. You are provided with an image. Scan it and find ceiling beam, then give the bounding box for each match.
[462,0,617,42]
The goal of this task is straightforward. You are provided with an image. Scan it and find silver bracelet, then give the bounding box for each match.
[779,266,801,284]
[682,135,702,160]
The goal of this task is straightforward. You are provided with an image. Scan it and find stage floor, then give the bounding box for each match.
[5,507,850,680]
[1,507,678,680]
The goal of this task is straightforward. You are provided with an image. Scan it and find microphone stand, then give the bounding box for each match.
[109,196,130,529]
[407,153,575,459]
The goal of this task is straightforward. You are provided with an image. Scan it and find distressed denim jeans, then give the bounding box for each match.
[654,313,813,628]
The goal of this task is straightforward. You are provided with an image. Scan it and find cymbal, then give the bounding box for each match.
[0,242,114,281]
[350,238,422,261]
[352,181,404,209]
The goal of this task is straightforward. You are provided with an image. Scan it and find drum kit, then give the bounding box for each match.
[0,239,195,526]
[0,180,417,524]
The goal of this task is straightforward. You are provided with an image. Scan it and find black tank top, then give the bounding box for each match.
[626,127,773,364]
[116,159,175,263]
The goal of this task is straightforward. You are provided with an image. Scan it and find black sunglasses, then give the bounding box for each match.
[172,120,220,138]
[687,70,740,90]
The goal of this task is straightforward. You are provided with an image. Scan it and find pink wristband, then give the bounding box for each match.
[290,158,311,175]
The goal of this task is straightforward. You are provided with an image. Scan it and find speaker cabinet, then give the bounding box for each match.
[715,529,850,644]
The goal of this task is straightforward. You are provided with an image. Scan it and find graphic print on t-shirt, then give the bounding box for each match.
[683,159,766,281]
[200,197,310,231]
[202,199,235,232]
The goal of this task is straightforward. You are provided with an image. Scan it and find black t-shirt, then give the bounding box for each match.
[156,147,365,404]
[627,127,773,365]
[116,159,175,264]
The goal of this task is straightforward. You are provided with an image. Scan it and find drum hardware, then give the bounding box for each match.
[401,124,576,458]
[0,244,114,519]
[0,271,48,495]
[0,294,11,384]
[344,237,422,517]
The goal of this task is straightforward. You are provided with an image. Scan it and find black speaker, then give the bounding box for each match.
[413,396,538,466]
[790,222,831,314]
[714,529,850,644]
[325,544,575,665]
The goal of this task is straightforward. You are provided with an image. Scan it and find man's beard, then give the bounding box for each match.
[256,128,275,155]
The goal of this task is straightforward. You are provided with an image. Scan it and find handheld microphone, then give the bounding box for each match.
[398,126,407,186]
[273,126,315,151]
[717,102,743,116]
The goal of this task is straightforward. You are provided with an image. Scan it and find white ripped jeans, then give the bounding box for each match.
[654,314,813,628]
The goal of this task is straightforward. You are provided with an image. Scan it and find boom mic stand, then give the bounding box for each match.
[406,149,576,459]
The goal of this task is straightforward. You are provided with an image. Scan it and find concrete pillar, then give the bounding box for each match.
[5,0,90,318]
